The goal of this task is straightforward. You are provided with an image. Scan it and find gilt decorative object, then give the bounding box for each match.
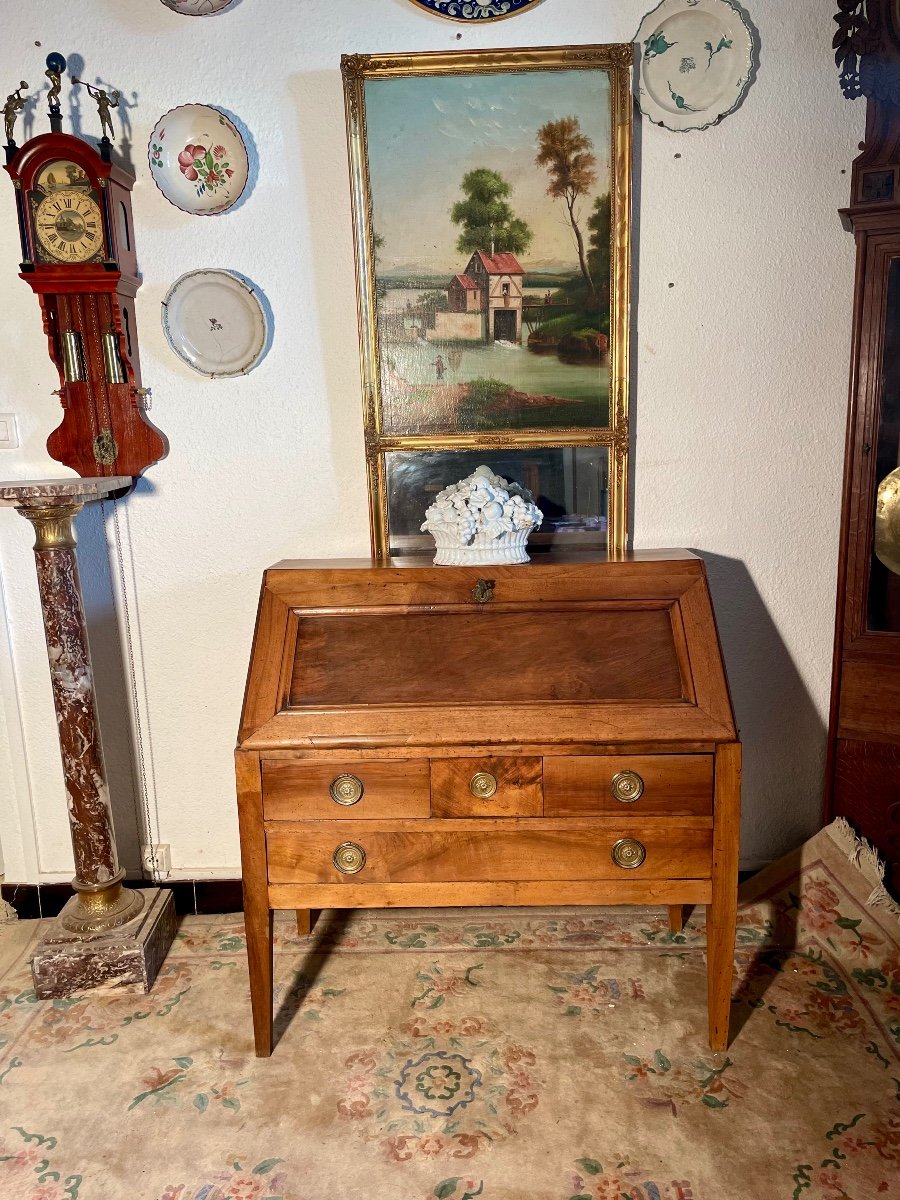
[341,45,633,558]
[421,464,542,565]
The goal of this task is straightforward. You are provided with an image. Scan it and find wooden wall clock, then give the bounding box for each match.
[3,55,167,479]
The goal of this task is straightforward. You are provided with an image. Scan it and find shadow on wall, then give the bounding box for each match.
[695,551,827,869]
[74,502,142,875]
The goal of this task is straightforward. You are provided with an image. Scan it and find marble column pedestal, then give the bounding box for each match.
[0,478,174,998]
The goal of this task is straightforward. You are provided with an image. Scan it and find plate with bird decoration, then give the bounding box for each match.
[407,0,546,20]
[634,0,757,131]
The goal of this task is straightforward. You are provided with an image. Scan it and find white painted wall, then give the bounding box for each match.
[0,0,863,883]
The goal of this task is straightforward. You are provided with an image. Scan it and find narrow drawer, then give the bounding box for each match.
[266,818,712,883]
[543,754,713,817]
[261,759,430,820]
[431,757,542,817]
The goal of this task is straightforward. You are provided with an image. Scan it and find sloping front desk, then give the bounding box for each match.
[236,551,740,1056]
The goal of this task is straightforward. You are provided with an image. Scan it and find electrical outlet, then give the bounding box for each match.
[141,843,171,876]
[0,414,18,449]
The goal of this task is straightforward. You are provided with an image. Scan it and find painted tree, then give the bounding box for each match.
[535,116,597,292]
[450,168,532,257]
[587,193,611,299]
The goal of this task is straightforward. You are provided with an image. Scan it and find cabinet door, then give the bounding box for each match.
[829,228,900,889]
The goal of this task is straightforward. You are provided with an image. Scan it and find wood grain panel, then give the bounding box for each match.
[543,755,713,816]
[268,879,714,908]
[261,758,429,820]
[837,658,900,742]
[431,757,542,817]
[266,818,712,885]
[833,738,900,865]
[289,605,685,707]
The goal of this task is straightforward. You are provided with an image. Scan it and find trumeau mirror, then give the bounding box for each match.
[341,45,633,558]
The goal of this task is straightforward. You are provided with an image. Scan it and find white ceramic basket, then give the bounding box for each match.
[421,465,542,566]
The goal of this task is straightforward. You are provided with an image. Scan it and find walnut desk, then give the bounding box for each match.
[235,551,740,1057]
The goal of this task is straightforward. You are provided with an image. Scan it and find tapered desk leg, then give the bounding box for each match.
[295,909,319,937]
[707,742,741,1052]
[667,905,685,933]
[236,752,273,1057]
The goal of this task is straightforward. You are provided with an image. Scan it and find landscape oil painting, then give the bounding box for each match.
[363,64,618,435]
[342,46,632,555]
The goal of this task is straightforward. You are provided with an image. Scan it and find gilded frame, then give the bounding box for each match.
[341,44,633,558]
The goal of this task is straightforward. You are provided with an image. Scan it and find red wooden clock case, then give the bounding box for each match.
[5,132,167,479]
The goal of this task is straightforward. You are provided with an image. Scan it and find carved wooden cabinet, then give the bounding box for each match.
[236,551,741,1056]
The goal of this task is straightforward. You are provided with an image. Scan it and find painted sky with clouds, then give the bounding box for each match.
[364,69,611,275]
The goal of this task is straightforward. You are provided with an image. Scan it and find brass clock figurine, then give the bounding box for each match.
[3,53,167,479]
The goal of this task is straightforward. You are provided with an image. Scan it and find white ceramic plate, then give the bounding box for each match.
[148,104,248,215]
[161,270,268,378]
[160,0,238,14]
[634,0,756,132]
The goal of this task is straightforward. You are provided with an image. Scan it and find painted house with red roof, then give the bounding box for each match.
[433,249,526,345]
[448,273,480,314]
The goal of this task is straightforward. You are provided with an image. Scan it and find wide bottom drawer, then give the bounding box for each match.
[266,818,712,884]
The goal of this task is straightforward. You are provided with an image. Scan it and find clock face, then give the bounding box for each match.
[34,188,104,263]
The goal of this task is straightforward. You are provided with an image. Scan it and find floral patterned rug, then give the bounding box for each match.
[0,820,897,1200]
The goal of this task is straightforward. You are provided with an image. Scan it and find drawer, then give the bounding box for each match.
[430,757,542,817]
[261,758,430,820]
[543,754,713,817]
[266,818,712,883]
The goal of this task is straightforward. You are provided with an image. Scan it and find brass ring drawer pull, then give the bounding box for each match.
[610,770,644,803]
[469,770,498,799]
[611,838,646,870]
[332,842,366,874]
[329,773,364,806]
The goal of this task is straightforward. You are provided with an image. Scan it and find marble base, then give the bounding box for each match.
[30,888,176,1000]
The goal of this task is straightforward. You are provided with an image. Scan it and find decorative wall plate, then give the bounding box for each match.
[160,0,238,14]
[634,0,756,132]
[148,104,248,215]
[161,270,268,378]
[407,0,546,20]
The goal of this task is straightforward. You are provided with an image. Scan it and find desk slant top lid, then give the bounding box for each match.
[237,550,736,753]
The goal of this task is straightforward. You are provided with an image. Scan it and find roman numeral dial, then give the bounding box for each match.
[33,188,104,263]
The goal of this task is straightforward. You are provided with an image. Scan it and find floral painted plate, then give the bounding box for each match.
[634,0,757,132]
[160,0,238,14]
[161,270,269,378]
[407,0,546,20]
[148,104,248,215]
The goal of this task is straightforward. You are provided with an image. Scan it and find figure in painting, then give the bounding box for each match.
[432,354,446,382]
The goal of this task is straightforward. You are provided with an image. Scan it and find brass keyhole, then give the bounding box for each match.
[332,842,366,874]
[469,771,498,799]
[330,774,364,806]
[471,579,495,605]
